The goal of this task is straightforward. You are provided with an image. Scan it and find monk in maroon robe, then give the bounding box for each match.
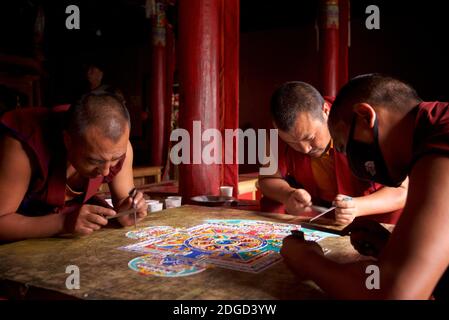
[0,92,148,241]
[281,74,449,299]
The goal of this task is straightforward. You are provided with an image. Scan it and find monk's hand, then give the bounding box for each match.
[342,219,391,258]
[280,235,324,280]
[333,194,358,225]
[117,190,148,227]
[71,204,116,235]
[285,189,313,216]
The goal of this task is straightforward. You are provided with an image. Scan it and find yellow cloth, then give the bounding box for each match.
[310,140,338,202]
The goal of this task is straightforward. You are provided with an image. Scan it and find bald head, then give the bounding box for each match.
[66,92,130,142]
[328,74,422,134]
[270,81,325,132]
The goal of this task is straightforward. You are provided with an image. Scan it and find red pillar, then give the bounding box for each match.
[338,0,350,90]
[220,0,240,197]
[178,0,221,198]
[320,0,340,97]
[163,17,176,179]
[150,0,167,166]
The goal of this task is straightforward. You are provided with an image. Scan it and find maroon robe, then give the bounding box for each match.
[413,101,449,164]
[411,101,449,300]
[0,106,124,218]
[260,97,402,224]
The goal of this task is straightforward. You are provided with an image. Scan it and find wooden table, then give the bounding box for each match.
[0,205,366,300]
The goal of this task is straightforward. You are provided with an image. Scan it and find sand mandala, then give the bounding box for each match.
[119,219,337,277]
[128,254,207,277]
[125,226,177,240]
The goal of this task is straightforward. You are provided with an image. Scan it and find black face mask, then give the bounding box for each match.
[346,115,404,187]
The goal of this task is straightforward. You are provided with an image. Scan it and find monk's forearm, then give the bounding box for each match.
[258,177,295,204]
[355,186,407,216]
[0,213,65,241]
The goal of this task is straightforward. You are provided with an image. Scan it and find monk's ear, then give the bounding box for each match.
[322,102,331,117]
[353,103,376,128]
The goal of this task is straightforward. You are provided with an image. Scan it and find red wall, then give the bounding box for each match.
[239,26,319,173]
[239,1,449,174]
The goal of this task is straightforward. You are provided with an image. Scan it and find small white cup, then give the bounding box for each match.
[165,196,182,208]
[220,186,233,197]
[167,196,182,201]
[148,202,163,213]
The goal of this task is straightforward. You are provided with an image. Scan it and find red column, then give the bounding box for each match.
[178,0,221,199]
[220,0,240,197]
[338,0,350,90]
[150,0,167,166]
[163,17,176,179]
[320,0,340,97]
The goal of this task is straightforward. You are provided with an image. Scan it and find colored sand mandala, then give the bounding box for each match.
[120,220,337,277]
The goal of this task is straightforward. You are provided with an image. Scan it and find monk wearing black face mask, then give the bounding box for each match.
[345,116,407,188]
[281,74,449,299]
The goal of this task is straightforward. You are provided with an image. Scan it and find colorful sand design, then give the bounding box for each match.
[120,219,337,277]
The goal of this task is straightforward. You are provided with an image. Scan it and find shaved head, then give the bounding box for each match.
[328,74,422,135]
[270,81,325,132]
[65,92,130,142]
